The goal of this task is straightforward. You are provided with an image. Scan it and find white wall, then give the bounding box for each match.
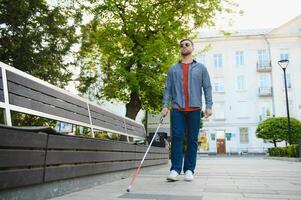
[192,28,300,152]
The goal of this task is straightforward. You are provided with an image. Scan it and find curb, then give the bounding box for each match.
[264,156,301,162]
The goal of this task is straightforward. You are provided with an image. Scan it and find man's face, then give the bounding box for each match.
[179,40,193,56]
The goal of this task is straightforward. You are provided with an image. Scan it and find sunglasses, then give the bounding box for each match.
[180,43,191,48]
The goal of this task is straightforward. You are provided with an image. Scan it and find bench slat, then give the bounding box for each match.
[7,71,87,108]
[0,127,47,148]
[90,110,125,129]
[46,151,137,165]
[89,105,124,122]
[8,82,89,117]
[9,94,91,124]
[0,168,43,190]
[45,161,137,182]
[92,118,125,133]
[47,134,136,151]
[0,149,45,167]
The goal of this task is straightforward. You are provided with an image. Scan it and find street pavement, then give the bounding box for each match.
[51,157,301,200]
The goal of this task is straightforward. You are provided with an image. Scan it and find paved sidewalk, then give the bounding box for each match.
[51,157,301,200]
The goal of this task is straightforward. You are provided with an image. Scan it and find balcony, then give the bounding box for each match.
[258,87,273,97]
[257,61,272,72]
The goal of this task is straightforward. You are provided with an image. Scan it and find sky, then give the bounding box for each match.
[204,0,301,30]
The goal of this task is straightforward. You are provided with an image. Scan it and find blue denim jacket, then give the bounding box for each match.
[163,60,213,109]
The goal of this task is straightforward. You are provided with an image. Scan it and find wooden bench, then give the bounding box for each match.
[0,125,168,190]
[0,62,169,192]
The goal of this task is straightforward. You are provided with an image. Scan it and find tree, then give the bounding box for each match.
[78,0,236,119]
[0,0,79,87]
[256,117,301,147]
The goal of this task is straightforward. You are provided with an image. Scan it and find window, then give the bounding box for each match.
[280,49,289,60]
[210,133,216,141]
[259,75,271,95]
[236,51,244,66]
[259,75,270,88]
[214,102,225,120]
[237,75,246,90]
[239,128,249,144]
[213,54,223,68]
[196,55,205,64]
[213,78,224,93]
[258,49,268,67]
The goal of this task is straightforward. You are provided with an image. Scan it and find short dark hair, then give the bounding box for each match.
[179,39,194,47]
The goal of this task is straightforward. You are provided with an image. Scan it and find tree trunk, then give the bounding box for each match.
[119,91,142,142]
[125,91,142,120]
[273,140,277,147]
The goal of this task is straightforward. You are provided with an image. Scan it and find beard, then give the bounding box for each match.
[181,51,192,56]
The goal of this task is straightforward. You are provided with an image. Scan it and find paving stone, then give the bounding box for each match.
[50,157,301,200]
[118,193,202,200]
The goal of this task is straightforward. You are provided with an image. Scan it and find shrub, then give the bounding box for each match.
[256,117,301,146]
[268,145,299,158]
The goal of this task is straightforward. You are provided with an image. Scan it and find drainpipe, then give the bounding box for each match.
[262,34,276,117]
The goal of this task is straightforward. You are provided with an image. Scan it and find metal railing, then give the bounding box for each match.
[258,87,273,97]
[256,61,272,72]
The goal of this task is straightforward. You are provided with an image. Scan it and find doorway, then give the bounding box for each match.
[216,139,226,154]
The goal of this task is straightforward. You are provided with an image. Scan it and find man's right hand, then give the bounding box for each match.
[161,107,168,117]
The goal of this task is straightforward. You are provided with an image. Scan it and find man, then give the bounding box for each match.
[161,39,213,181]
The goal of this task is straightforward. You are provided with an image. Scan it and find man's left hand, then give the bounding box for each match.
[204,109,212,118]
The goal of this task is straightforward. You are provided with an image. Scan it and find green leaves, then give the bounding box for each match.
[268,145,299,158]
[256,117,301,145]
[0,0,78,87]
[78,0,233,118]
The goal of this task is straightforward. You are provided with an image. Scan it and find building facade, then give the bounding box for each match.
[148,15,301,154]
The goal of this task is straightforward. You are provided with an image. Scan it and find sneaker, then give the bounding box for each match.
[184,170,194,181]
[166,170,179,181]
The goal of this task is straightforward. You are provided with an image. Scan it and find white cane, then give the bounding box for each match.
[126,116,164,192]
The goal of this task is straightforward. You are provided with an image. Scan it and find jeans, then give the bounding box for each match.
[170,109,201,174]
